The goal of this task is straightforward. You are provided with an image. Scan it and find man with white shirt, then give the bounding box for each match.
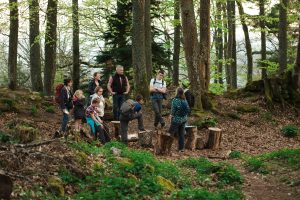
[149,70,167,129]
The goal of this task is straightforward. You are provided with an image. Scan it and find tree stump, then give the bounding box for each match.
[185,126,197,151]
[0,174,13,200]
[153,128,174,155]
[111,121,120,140]
[138,130,153,147]
[207,127,222,149]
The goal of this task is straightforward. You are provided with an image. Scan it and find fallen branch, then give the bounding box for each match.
[14,138,60,148]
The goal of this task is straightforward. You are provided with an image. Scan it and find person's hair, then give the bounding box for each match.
[91,98,100,104]
[63,78,72,86]
[135,94,144,102]
[74,90,85,99]
[176,87,185,100]
[158,69,165,75]
[93,72,100,78]
[94,86,103,94]
[116,65,123,70]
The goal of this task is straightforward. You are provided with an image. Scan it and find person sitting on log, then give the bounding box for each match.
[168,87,190,153]
[86,98,110,144]
[119,95,146,144]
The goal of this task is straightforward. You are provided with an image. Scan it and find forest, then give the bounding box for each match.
[0,0,300,199]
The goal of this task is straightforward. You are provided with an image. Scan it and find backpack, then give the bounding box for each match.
[151,79,167,100]
[120,99,135,114]
[54,84,64,104]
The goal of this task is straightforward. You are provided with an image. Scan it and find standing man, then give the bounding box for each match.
[107,65,130,120]
[149,69,167,129]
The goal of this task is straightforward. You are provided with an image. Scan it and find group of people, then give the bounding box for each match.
[55,65,193,152]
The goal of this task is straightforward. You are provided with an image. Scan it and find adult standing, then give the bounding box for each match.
[87,72,101,102]
[168,87,190,152]
[149,70,167,128]
[55,78,73,137]
[107,65,130,120]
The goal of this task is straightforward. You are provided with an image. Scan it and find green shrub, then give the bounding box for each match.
[31,105,38,116]
[217,189,244,200]
[45,106,55,113]
[58,168,81,184]
[281,125,299,137]
[171,188,216,200]
[192,118,218,129]
[244,157,268,174]
[229,151,242,159]
[263,148,300,169]
[68,141,102,155]
[0,131,11,143]
[216,164,243,185]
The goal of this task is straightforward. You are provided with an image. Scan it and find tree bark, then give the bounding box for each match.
[226,0,233,90]
[199,0,211,91]
[278,0,289,74]
[132,0,149,98]
[293,18,300,89]
[44,0,58,95]
[72,0,80,91]
[259,0,267,79]
[8,0,19,90]
[180,0,203,110]
[216,1,223,85]
[231,0,237,89]
[237,0,253,84]
[29,0,43,92]
[145,0,152,81]
[172,0,180,86]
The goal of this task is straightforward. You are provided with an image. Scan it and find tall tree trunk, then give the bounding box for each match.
[293,18,300,89]
[180,0,203,110]
[8,0,18,90]
[29,0,43,92]
[199,0,211,91]
[173,0,180,86]
[226,0,233,89]
[132,0,149,98]
[216,1,223,85]
[231,0,237,88]
[223,3,228,86]
[260,0,267,79]
[72,0,80,91]
[237,0,253,84]
[145,0,152,81]
[44,0,58,95]
[278,0,289,74]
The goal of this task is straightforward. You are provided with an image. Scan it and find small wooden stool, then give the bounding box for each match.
[111,121,120,140]
[138,130,153,147]
[185,125,198,151]
[207,127,222,149]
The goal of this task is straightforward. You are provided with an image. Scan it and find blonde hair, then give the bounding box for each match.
[74,90,85,99]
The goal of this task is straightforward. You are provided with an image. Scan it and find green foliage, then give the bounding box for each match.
[192,118,218,129]
[0,131,11,143]
[216,165,243,185]
[209,83,225,95]
[68,141,103,155]
[263,149,300,169]
[45,106,55,113]
[229,151,242,159]
[244,157,269,174]
[281,125,299,137]
[58,168,81,184]
[31,105,38,116]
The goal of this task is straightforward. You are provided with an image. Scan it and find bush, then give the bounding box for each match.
[229,151,242,159]
[192,118,218,129]
[31,105,38,116]
[281,125,299,137]
[216,164,243,185]
[244,157,268,174]
[45,106,55,113]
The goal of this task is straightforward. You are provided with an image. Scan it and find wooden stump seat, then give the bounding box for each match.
[207,127,222,149]
[185,126,198,151]
[138,130,153,147]
[153,128,174,155]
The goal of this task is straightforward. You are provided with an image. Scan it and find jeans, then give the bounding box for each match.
[169,121,186,151]
[96,125,110,144]
[151,99,165,127]
[120,112,144,144]
[113,94,126,120]
[61,112,69,132]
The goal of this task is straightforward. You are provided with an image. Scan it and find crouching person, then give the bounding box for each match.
[86,98,110,144]
[119,95,145,144]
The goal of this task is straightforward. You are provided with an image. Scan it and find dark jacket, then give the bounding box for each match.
[60,86,73,110]
[73,98,86,119]
[112,74,128,94]
[88,80,101,95]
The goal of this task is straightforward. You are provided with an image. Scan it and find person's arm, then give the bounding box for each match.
[124,77,130,94]
[60,88,67,110]
[91,112,102,125]
[88,81,94,95]
[149,79,157,92]
[107,76,115,95]
[158,80,167,93]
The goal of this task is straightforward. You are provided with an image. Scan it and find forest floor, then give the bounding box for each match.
[0,88,300,199]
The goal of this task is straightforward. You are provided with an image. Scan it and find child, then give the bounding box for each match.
[90,86,105,118]
[86,98,110,144]
[73,90,86,133]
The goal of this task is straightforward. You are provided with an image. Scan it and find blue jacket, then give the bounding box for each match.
[171,97,190,124]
